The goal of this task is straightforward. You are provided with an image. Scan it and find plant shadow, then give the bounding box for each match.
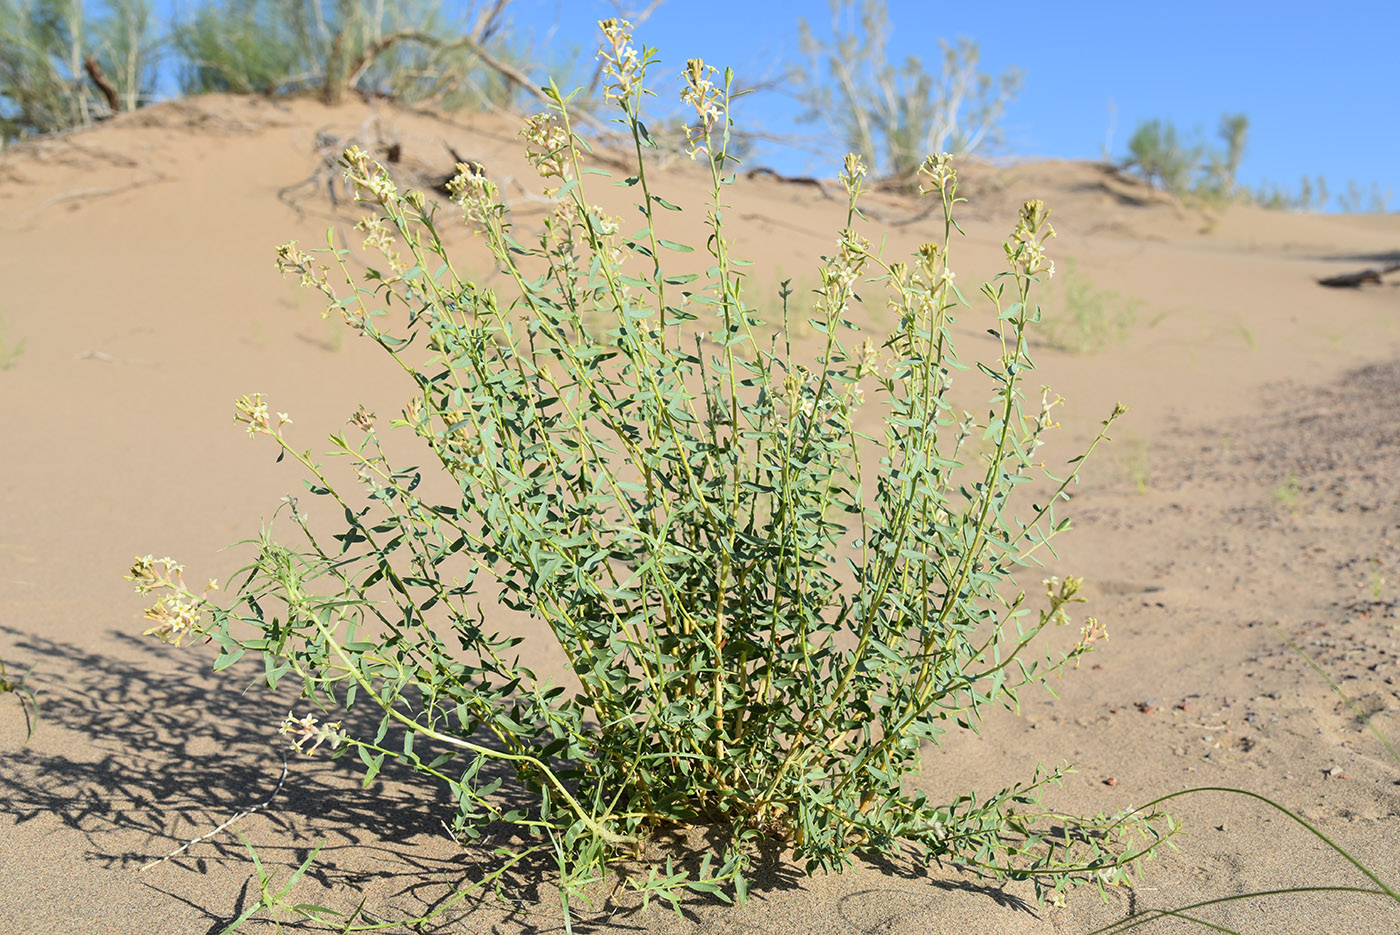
[0,624,1052,932]
[0,624,551,928]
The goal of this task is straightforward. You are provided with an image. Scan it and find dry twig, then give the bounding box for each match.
[138,747,291,872]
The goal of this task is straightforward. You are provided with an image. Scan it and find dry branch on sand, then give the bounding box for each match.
[1317,260,1400,288]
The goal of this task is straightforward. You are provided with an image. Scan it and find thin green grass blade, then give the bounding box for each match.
[1272,621,1400,764]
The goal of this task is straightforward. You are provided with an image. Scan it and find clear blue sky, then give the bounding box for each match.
[502,0,1398,210]
[149,0,1398,210]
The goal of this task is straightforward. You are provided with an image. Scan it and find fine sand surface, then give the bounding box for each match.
[1,95,1398,933]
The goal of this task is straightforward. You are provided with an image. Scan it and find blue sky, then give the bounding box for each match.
[502,0,1398,211]
[148,0,1398,210]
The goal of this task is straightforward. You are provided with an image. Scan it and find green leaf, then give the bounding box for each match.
[212,648,246,672]
[358,747,385,786]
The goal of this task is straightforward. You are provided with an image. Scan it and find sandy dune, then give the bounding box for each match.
[1,95,1398,933]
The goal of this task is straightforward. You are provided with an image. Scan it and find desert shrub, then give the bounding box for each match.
[130,20,1169,918]
[170,0,302,96]
[795,0,1021,178]
[88,0,156,111]
[1123,118,1200,195]
[1196,112,1247,202]
[1337,178,1394,214]
[1252,176,1393,213]
[0,0,155,140]
[0,0,91,138]
[172,0,545,108]
[1252,174,1329,212]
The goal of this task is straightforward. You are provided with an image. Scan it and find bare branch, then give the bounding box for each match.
[83,55,119,113]
[332,28,622,146]
[469,0,511,43]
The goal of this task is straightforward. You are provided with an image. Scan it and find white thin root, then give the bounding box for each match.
[138,746,290,872]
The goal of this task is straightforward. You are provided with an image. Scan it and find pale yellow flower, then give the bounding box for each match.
[278,711,347,755]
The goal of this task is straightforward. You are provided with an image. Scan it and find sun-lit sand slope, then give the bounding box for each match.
[1,95,1398,933]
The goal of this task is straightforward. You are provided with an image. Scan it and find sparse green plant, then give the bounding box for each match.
[795,0,1022,178]
[1273,473,1302,514]
[1038,258,1138,354]
[0,313,25,369]
[743,269,828,340]
[130,23,1167,921]
[1091,629,1400,932]
[0,656,39,743]
[1122,436,1151,493]
[1372,557,1385,602]
[218,835,339,934]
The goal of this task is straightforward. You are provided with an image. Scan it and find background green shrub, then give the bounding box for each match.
[795,0,1022,178]
[1123,118,1200,195]
[0,0,156,139]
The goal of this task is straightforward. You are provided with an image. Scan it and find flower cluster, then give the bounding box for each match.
[818,231,870,320]
[274,240,337,313]
[348,404,376,433]
[1030,385,1065,463]
[1005,198,1056,279]
[354,461,384,494]
[915,241,947,285]
[127,555,217,647]
[446,161,499,228]
[780,365,809,402]
[1072,617,1109,665]
[234,393,292,439]
[341,145,398,205]
[852,336,883,379]
[278,711,347,756]
[520,113,571,191]
[840,153,867,196]
[552,199,624,267]
[917,152,957,195]
[1042,575,1086,628]
[141,596,203,646]
[598,18,641,106]
[355,216,407,280]
[884,243,958,360]
[127,554,186,595]
[680,58,723,159]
